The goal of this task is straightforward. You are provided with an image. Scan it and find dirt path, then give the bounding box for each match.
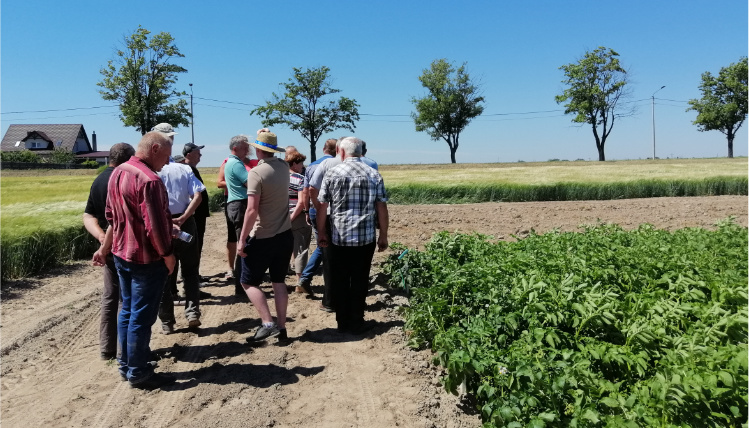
[1,196,746,428]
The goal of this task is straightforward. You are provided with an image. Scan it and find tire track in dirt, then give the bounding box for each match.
[90,379,130,428]
[147,287,225,427]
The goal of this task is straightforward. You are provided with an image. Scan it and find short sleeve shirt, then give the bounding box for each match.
[225,155,249,203]
[246,157,292,239]
[85,166,115,230]
[318,157,388,246]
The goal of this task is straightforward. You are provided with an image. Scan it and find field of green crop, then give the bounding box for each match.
[1,158,746,280]
[383,222,748,427]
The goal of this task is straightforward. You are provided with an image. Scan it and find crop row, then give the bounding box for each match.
[383,221,748,427]
[385,176,747,204]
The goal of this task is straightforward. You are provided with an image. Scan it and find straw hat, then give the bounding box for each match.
[249,132,285,153]
[152,123,177,136]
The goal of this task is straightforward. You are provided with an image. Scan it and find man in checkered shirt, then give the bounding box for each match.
[316,137,389,335]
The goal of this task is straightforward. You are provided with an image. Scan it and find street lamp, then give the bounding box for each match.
[651,85,665,160]
[189,83,194,144]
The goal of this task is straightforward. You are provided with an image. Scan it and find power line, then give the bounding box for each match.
[2,105,118,114]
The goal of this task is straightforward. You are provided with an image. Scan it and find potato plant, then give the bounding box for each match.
[383,221,748,427]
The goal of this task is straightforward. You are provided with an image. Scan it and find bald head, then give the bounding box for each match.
[136,132,173,171]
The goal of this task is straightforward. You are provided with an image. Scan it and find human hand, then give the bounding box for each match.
[317,235,328,248]
[92,248,108,266]
[377,234,388,252]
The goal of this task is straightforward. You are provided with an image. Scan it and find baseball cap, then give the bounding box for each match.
[152,123,177,136]
[183,142,205,156]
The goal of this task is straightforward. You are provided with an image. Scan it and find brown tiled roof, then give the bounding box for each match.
[1,124,91,154]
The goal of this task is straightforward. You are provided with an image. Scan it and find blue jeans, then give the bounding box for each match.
[114,255,168,384]
[299,214,322,286]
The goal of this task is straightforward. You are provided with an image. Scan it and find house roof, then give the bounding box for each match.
[1,124,92,154]
[75,151,110,158]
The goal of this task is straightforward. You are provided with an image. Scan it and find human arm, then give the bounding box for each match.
[375,201,389,252]
[217,163,227,189]
[142,180,174,264]
[237,194,260,257]
[290,189,305,222]
[92,226,113,266]
[83,213,107,244]
[316,202,329,248]
[174,192,202,226]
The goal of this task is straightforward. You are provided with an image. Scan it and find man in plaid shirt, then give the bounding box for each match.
[317,137,389,334]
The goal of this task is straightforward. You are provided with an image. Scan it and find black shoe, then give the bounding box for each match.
[349,320,376,335]
[320,303,334,313]
[277,328,288,341]
[199,290,212,299]
[130,373,176,390]
[101,351,116,361]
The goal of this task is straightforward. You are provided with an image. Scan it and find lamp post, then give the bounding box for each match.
[189,83,194,144]
[651,85,665,160]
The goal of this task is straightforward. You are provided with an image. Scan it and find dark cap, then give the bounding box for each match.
[183,142,205,156]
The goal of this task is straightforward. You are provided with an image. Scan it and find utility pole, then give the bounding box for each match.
[189,83,194,144]
[651,85,665,160]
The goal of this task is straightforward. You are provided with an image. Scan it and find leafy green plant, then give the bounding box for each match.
[1,150,41,163]
[383,222,748,427]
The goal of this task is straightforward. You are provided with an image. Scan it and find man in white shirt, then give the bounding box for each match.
[157,156,206,333]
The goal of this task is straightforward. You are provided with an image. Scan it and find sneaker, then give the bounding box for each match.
[247,324,280,342]
[130,372,177,390]
[161,323,175,335]
[319,303,334,313]
[225,270,235,281]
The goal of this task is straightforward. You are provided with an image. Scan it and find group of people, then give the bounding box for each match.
[85,124,389,390]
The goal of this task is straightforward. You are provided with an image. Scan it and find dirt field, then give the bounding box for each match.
[1,196,746,428]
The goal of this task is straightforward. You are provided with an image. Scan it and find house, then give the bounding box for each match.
[1,124,99,161]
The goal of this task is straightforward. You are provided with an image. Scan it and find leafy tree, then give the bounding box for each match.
[46,148,76,164]
[555,47,631,161]
[687,57,748,158]
[251,66,359,162]
[411,59,485,164]
[0,150,40,163]
[98,26,190,135]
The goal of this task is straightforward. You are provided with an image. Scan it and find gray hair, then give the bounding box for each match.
[339,137,363,157]
[229,134,249,150]
[109,142,135,166]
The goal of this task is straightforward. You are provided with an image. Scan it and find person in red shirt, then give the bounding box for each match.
[93,131,177,390]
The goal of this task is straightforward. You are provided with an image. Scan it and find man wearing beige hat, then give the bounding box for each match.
[237,131,294,342]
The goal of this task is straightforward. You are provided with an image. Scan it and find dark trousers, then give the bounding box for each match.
[159,216,201,323]
[227,199,248,292]
[101,254,121,356]
[328,242,376,330]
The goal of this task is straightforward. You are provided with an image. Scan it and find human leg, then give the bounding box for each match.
[179,217,201,325]
[349,242,376,328]
[114,256,168,382]
[123,259,168,383]
[224,200,238,276]
[329,243,354,330]
[100,254,120,358]
[268,230,293,328]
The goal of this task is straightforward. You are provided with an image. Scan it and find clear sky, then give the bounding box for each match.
[2,0,747,167]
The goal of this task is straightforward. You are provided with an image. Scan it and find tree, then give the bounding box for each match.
[251,66,359,162]
[687,57,748,158]
[98,26,190,135]
[46,148,76,164]
[411,59,484,164]
[555,47,631,161]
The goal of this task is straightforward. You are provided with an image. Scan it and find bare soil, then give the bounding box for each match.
[1,196,746,428]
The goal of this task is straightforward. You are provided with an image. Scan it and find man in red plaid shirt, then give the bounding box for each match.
[94,131,177,390]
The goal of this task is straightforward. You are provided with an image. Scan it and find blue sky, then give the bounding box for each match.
[2,0,747,166]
